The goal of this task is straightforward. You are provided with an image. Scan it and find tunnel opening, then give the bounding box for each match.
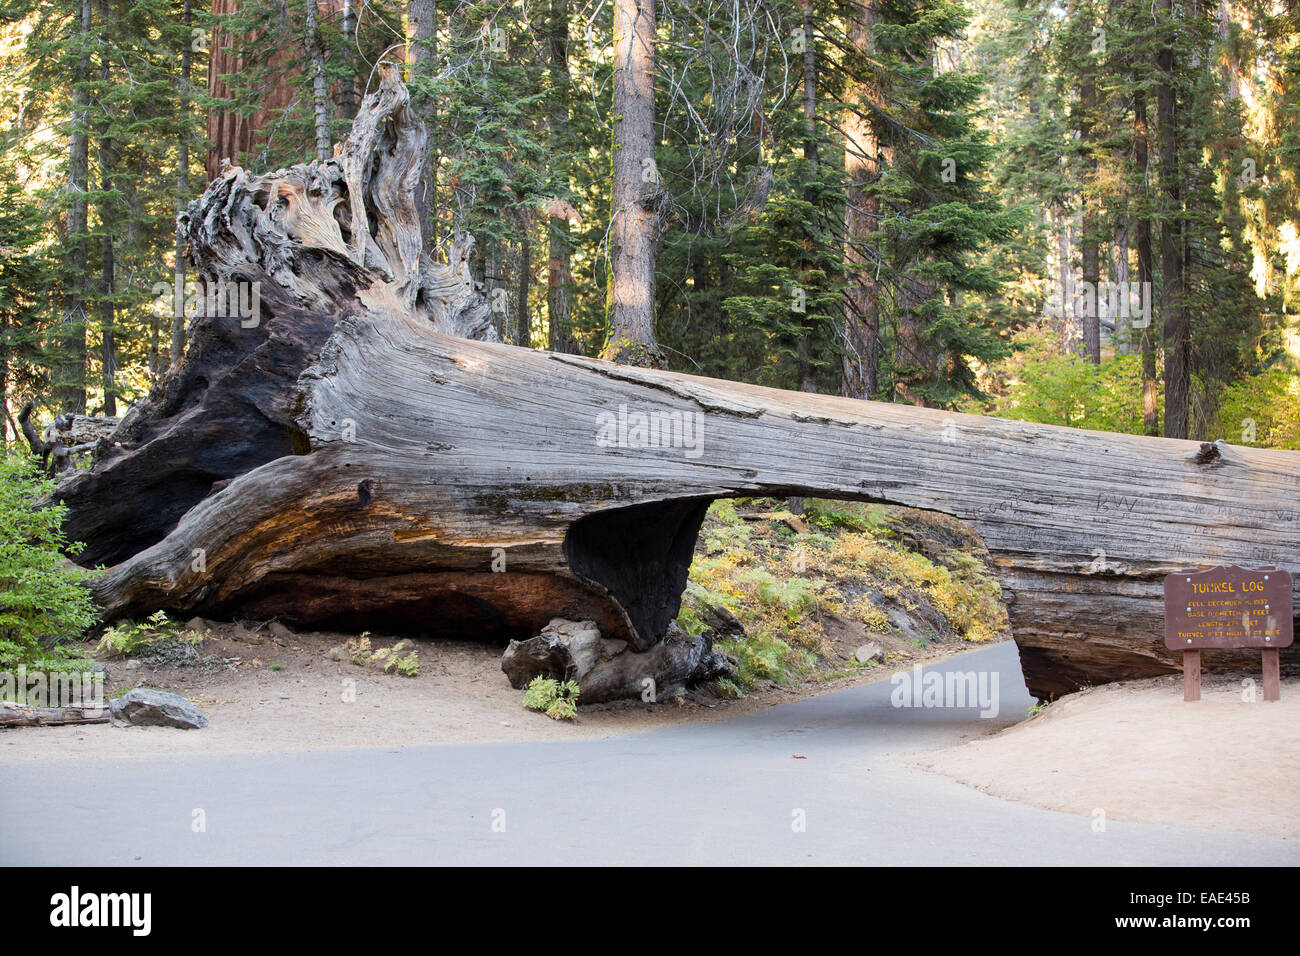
[562,492,1019,690]
[564,497,713,650]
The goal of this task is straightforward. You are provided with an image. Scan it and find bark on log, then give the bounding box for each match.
[0,702,108,727]
[54,66,1300,700]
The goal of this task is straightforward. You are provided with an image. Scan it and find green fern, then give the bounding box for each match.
[523,676,580,720]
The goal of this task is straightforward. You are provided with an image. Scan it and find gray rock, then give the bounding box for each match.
[109,689,208,729]
[855,642,885,664]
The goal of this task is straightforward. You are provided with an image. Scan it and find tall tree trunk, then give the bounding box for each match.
[1156,0,1188,438]
[1112,217,1130,354]
[339,0,358,120]
[796,0,819,394]
[546,0,576,354]
[516,230,532,348]
[205,0,317,179]
[1133,86,1159,436]
[97,0,117,416]
[0,313,8,443]
[484,237,504,339]
[1080,68,1101,364]
[171,0,193,364]
[894,273,936,407]
[1218,0,1240,102]
[60,0,92,414]
[840,0,880,399]
[602,0,660,366]
[789,0,820,516]
[1053,202,1073,348]
[305,0,332,162]
[408,0,437,247]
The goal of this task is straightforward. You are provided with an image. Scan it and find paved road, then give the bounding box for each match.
[2,642,1294,865]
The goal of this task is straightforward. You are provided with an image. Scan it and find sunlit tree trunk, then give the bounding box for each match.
[602,0,660,366]
[97,0,118,416]
[304,0,332,162]
[1133,86,1159,435]
[59,0,92,414]
[1080,66,1101,364]
[840,0,880,399]
[408,0,437,246]
[797,0,819,394]
[171,0,194,364]
[1156,0,1188,438]
[339,0,358,119]
[547,0,577,353]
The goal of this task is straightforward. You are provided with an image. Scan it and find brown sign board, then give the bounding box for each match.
[1164,565,1294,651]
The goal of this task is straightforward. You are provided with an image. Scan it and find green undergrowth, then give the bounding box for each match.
[97,611,204,664]
[329,634,421,677]
[0,451,99,672]
[676,497,1009,696]
[523,676,580,720]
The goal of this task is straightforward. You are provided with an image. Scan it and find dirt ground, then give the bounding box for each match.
[912,673,1300,838]
[0,622,950,762]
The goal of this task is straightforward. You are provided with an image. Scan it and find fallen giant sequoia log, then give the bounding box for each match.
[55,66,1300,699]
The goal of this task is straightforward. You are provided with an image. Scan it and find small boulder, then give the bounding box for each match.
[110,689,208,730]
[855,642,885,664]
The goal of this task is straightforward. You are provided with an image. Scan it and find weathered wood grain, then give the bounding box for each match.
[0,702,108,726]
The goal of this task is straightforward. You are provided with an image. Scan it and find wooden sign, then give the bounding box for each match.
[1164,566,1293,702]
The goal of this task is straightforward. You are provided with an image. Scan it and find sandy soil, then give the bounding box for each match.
[0,623,946,762]
[912,673,1300,838]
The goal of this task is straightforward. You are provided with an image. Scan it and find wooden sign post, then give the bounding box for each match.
[1163,566,1293,701]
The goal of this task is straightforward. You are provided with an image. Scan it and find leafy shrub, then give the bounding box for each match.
[968,329,1149,434]
[0,452,99,669]
[805,498,894,535]
[333,634,420,676]
[345,634,373,665]
[1215,367,1300,449]
[714,629,816,690]
[369,639,420,676]
[97,610,183,655]
[714,677,743,699]
[97,611,206,666]
[523,676,580,720]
